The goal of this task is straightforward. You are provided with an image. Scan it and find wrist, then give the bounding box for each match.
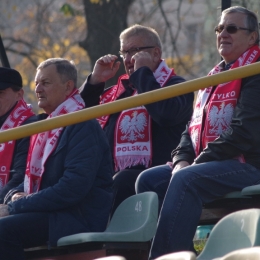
[89,74,103,85]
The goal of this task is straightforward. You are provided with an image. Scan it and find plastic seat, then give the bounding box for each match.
[219,247,260,260]
[242,184,260,196]
[93,256,126,260]
[197,209,260,260]
[58,191,158,246]
[155,251,196,260]
[223,191,248,199]
[200,190,252,225]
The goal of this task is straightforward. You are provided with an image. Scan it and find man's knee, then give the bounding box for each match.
[136,165,172,194]
[136,169,156,193]
[0,216,15,239]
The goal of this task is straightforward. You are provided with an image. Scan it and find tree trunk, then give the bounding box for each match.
[80,0,134,86]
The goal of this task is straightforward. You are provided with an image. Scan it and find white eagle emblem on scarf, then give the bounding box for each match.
[119,111,147,142]
[208,103,234,135]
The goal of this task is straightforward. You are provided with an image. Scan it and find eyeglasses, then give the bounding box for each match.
[214,25,253,34]
[119,46,155,58]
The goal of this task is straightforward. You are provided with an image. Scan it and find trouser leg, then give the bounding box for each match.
[136,164,172,211]
[0,212,49,260]
[111,169,143,216]
[136,164,196,253]
[150,160,260,259]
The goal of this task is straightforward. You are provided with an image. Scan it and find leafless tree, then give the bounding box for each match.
[79,0,134,86]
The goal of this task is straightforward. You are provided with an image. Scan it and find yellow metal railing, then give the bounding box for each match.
[0,62,260,143]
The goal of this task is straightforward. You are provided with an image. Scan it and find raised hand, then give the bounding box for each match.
[90,54,121,85]
[131,51,154,72]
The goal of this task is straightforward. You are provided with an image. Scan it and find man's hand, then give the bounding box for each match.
[11,192,27,202]
[0,204,9,217]
[172,161,190,174]
[90,54,121,85]
[132,51,154,72]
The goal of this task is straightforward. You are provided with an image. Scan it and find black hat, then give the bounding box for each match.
[0,67,23,90]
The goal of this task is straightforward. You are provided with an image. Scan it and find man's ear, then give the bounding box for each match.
[249,31,258,46]
[17,89,24,100]
[153,47,162,63]
[65,80,75,96]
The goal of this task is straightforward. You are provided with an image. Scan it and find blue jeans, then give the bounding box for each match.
[136,164,172,212]
[136,160,260,259]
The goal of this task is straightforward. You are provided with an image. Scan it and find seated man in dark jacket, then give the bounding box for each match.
[136,6,260,259]
[0,58,113,260]
[80,24,194,214]
[0,67,37,203]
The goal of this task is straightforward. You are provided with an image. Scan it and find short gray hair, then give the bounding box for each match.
[120,24,162,50]
[222,6,259,45]
[37,58,77,87]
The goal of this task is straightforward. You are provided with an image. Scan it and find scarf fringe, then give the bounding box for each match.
[115,156,152,172]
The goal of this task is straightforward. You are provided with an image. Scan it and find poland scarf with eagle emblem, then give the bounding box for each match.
[189,45,260,159]
[97,60,175,171]
[24,89,85,194]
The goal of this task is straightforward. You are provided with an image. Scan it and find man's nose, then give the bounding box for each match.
[35,83,42,92]
[219,28,229,37]
[125,51,135,61]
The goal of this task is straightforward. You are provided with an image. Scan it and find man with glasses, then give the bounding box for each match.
[80,24,194,215]
[136,6,260,259]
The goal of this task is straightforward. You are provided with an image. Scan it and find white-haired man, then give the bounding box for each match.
[0,58,113,260]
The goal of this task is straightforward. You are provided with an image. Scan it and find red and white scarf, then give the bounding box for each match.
[97,60,176,171]
[0,99,34,191]
[189,46,260,160]
[24,89,85,194]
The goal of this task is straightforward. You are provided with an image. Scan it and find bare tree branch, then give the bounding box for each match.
[157,0,196,77]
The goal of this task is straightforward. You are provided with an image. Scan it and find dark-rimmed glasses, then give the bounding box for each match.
[119,46,155,58]
[214,25,253,34]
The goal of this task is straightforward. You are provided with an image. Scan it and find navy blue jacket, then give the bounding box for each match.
[80,66,194,170]
[6,116,113,246]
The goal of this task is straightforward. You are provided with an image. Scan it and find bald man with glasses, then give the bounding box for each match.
[80,24,194,215]
[136,6,260,259]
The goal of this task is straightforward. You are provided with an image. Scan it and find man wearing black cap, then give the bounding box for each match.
[0,67,36,203]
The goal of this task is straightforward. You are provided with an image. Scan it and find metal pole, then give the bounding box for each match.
[0,34,10,68]
[0,62,260,143]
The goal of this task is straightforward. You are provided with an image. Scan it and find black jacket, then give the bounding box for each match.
[172,67,260,170]
[0,106,37,203]
[80,66,194,171]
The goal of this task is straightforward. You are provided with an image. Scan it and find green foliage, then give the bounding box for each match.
[60,3,76,16]
[194,239,207,255]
